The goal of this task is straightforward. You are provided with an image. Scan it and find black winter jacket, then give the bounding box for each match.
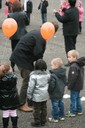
[26,0,33,13]
[48,68,67,100]
[10,29,46,70]
[0,73,21,110]
[38,0,48,13]
[67,57,85,91]
[55,7,79,36]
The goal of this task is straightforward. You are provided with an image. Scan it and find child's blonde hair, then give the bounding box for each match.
[67,50,79,59]
[51,58,63,67]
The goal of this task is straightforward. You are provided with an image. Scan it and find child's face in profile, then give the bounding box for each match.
[51,62,59,69]
[67,55,77,63]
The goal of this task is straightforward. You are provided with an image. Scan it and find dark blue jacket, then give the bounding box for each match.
[48,67,67,100]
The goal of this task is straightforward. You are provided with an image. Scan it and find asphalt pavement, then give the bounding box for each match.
[0,0,85,128]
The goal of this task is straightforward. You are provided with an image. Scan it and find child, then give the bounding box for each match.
[76,0,84,33]
[59,0,70,15]
[48,58,67,122]
[66,50,85,117]
[27,59,50,127]
[0,63,21,128]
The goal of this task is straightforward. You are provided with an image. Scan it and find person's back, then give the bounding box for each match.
[27,59,50,126]
[8,1,29,40]
[0,63,21,128]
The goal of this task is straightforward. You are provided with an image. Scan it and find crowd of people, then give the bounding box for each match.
[0,0,85,128]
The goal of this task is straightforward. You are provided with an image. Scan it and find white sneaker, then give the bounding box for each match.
[59,117,65,121]
[48,117,58,123]
[77,112,82,115]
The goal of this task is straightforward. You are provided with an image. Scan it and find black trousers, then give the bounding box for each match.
[33,101,47,124]
[64,35,77,54]
[79,22,82,33]
[11,39,19,69]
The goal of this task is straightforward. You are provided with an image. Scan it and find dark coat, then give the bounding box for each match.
[0,0,2,9]
[26,0,33,14]
[10,29,46,70]
[48,68,67,100]
[67,57,85,91]
[55,7,79,36]
[38,0,48,13]
[0,73,21,110]
[8,11,29,40]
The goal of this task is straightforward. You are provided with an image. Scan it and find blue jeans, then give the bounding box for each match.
[51,99,64,119]
[41,13,47,24]
[70,91,82,114]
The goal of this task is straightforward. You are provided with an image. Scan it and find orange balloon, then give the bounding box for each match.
[9,0,16,3]
[40,22,55,40]
[2,18,18,38]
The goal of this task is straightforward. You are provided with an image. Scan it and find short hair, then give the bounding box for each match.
[51,21,59,33]
[67,50,79,59]
[51,58,63,67]
[12,1,22,12]
[34,59,47,71]
[68,0,77,7]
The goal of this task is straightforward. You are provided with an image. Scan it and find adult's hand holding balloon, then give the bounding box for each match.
[40,22,55,40]
[2,18,18,38]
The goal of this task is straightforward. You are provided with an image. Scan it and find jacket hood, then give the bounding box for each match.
[50,67,66,80]
[76,57,85,67]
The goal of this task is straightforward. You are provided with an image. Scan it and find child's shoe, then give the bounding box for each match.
[59,117,65,121]
[77,112,83,115]
[48,117,58,123]
[65,111,76,117]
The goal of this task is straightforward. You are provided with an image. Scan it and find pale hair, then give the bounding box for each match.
[51,58,63,67]
[67,50,79,59]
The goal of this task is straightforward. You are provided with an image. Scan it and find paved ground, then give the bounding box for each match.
[0,0,85,128]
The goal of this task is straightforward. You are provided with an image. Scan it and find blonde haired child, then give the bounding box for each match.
[48,58,67,122]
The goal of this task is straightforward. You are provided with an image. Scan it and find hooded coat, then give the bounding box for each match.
[67,57,85,91]
[48,67,67,100]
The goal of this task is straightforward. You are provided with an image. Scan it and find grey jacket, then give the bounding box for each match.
[27,70,50,102]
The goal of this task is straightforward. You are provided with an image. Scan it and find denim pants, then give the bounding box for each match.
[51,99,64,119]
[41,13,47,24]
[70,91,82,114]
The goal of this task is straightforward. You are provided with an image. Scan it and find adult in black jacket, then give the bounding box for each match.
[10,22,58,112]
[38,0,48,24]
[26,0,33,24]
[8,1,29,71]
[53,0,79,55]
